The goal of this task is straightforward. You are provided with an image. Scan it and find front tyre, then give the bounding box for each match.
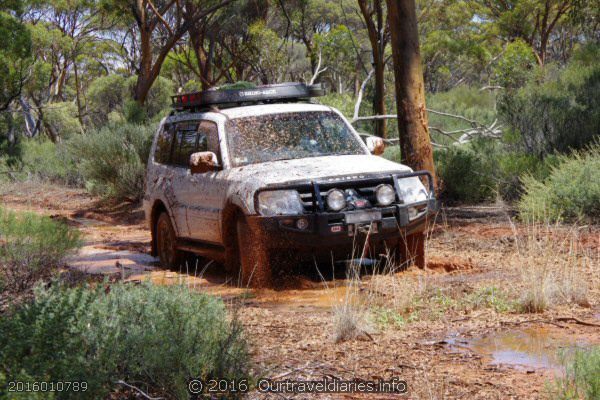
[156,212,185,269]
[236,216,273,288]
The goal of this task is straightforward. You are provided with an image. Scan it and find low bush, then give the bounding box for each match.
[553,346,600,400]
[0,283,250,399]
[434,145,496,203]
[518,144,600,223]
[0,208,81,294]
[18,140,82,186]
[66,122,154,201]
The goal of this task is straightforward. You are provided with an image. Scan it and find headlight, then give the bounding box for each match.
[397,177,428,204]
[375,184,395,206]
[326,189,346,211]
[257,190,304,216]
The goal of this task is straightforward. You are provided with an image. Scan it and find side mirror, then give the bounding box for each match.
[365,136,385,155]
[189,151,219,174]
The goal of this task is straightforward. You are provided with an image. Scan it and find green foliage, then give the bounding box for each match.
[86,74,128,127]
[66,122,154,201]
[463,286,515,313]
[518,144,600,223]
[493,39,536,88]
[434,145,496,203]
[0,283,250,399]
[426,86,497,145]
[18,139,82,185]
[0,10,31,110]
[0,208,81,294]
[219,81,257,90]
[43,102,83,138]
[316,93,356,118]
[127,76,174,122]
[420,0,493,92]
[86,75,173,126]
[499,45,600,156]
[553,346,600,400]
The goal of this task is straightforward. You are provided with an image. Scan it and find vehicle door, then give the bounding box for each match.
[167,120,204,238]
[148,121,191,237]
[183,120,225,243]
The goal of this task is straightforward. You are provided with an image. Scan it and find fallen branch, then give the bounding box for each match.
[351,113,502,144]
[115,380,163,400]
[554,317,600,328]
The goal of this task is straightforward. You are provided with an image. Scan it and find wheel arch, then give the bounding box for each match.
[221,202,245,251]
[150,200,169,257]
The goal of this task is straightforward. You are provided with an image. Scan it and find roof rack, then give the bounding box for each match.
[171,82,325,112]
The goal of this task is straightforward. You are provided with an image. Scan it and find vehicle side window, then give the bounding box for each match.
[172,122,200,166]
[154,123,174,164]
[199,120,220,163]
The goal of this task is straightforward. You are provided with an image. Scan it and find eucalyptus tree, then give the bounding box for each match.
[101,0,234,105]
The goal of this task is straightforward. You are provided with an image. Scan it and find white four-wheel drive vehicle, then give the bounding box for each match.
[143,83,437,287]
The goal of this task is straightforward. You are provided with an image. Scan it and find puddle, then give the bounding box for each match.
[446,327,590,371]
[256,283,360,310]
[68,246,159,275]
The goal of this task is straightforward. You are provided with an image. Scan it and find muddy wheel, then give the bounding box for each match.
[235,216,272,288]
[156,212,184,269]
[399,232,426,269]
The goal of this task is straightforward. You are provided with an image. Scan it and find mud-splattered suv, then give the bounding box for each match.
[144,83,437,286]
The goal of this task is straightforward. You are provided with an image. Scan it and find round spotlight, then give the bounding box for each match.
[375,184,396,206]
[326,189,346,211]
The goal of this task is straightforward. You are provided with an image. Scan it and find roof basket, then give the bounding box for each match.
[171,82,325,111]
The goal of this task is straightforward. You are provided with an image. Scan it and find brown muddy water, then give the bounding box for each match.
[446,327,591,371]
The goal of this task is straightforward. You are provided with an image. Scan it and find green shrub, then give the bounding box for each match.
[18,140,82,185]
[499,44,600,156]
[0,283,249,399]
[0,208,81,294]
[553,346,600,400]
[67,122,154,201]
[434,145,496,203]
[518,144,600,222]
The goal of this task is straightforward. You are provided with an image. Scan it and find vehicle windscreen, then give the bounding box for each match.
[225,111,367,167]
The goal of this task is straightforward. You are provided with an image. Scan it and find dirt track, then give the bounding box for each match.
[2,181,599,399]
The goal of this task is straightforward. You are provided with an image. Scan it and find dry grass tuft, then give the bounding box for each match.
[330,255,375,343]
[511,220,593,313]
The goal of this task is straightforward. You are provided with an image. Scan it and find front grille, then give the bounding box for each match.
[297,175,396,214]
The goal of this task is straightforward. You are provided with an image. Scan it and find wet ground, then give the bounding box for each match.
[1,181,599,399]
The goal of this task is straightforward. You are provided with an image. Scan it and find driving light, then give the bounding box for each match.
[375,184,395,206]
[296,218,309,230]
[258,190,304,216]
[326,189,346,211]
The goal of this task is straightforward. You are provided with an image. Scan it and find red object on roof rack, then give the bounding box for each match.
[171,83,324,110]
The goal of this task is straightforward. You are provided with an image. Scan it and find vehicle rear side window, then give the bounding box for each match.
[154,119,219,166]
[154,123,174,164]
[172,122,200,166]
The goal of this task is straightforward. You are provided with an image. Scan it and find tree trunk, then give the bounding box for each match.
[386,0,436,186]
[373,57,387,138]
[358,0,387,138]
[134,25,153,105]
[73,62,85,129]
